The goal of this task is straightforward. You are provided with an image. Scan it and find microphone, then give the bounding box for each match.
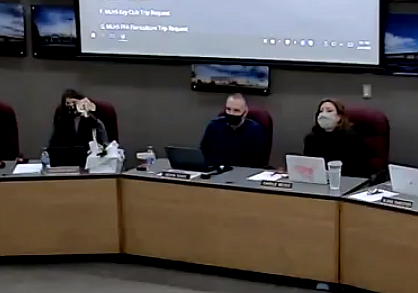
[200,165,233,179]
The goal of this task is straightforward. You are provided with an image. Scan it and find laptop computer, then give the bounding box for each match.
[389,164,418,196]
[286,155,328,184]
[165,146,214,172]
[47,146,89,167]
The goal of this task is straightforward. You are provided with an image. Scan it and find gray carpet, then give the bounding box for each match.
[0,263,319,293]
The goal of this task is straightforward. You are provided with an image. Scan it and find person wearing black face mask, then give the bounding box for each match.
[48,89,109,164]
[200,93,265,168]
[65,101,79,117]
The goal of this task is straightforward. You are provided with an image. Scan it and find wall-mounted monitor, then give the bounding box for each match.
[192,65,270,95]
[77,0,381,66]
[0,3,26,57]
[385,12,418,75]
[31,5,78,59]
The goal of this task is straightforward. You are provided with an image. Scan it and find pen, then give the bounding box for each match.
[367,188,383,195]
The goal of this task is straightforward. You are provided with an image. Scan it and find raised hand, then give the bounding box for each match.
[76,98,96,117]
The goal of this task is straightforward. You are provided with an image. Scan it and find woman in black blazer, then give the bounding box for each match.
[49,89,108,149]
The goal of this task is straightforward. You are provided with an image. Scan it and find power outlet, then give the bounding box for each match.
[363,84,372,99]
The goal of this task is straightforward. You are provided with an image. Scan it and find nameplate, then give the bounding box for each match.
[261,180,293,189]
[47,166,80,175]
[161,171,191,180]
[381,197,414,209]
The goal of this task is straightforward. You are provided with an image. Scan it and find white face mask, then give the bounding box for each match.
[317,112,339,131]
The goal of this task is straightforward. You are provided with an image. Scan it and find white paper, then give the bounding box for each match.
[349,190,398,202]
[158,169,202,179]
[13,164,43,175]
[86,140,125,174]
[247,171,284,182]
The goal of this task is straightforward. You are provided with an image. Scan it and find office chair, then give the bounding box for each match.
[0,101,19,161]
[347,107,390,182]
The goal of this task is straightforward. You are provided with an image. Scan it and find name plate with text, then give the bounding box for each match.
[381,197,414,209]
[161,171,191,180]
[261,180,293,189]
[47,166,80,175]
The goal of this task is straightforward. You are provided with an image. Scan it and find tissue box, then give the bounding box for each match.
[86,141,125,174]
[86,156,123,174]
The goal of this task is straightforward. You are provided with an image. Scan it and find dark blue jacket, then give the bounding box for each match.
[200,117,265,168]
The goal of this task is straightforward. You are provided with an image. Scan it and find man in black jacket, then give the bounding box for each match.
[200,93,265,168]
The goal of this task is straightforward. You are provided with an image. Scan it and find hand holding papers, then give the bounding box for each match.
[76,98,96,118]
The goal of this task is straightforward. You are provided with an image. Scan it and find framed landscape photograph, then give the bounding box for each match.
[31,5,78,59]
[0,3,26,57]
[385,12,418,75]
[191,64,270,95]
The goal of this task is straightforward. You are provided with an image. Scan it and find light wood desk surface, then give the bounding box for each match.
[120,160,367,283]
[341,184,418,293]
[121,179,339,282]
[0,177,119,256]
[4,161,418,293]
[0,159,379,290]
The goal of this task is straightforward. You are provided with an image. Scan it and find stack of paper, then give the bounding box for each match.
[247,171,284,182]
[349,190,398,203]
[13,164,43,175]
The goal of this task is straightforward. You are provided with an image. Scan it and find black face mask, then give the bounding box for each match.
[66,105,78,117]
[225,113,244,126]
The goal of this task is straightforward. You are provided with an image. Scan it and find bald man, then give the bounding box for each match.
[200,94,266,168]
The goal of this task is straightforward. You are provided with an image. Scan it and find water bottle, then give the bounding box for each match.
[147,146,156,166]
[41,148,50,172]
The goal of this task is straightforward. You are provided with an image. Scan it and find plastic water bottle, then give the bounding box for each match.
[147,146,156,166]
[41,148,50,172]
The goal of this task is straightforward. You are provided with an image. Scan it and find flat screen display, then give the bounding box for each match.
[77,0,381,65]
[0,3,25,57]
[32,5,78,58]
[385,13,418,75]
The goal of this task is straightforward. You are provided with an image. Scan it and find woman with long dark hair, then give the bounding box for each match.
[49,89,108,149]
[303,99,370,178]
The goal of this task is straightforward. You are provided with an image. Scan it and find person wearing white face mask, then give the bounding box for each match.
[303,99,370,178]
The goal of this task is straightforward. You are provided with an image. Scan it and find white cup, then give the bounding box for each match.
[136,152,153,169]
[328,161,343,190]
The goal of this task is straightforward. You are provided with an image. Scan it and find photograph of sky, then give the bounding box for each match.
[0,3,25,39]
[32,6,76,39]
[31,6,78,58]
[385,13,418,55]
